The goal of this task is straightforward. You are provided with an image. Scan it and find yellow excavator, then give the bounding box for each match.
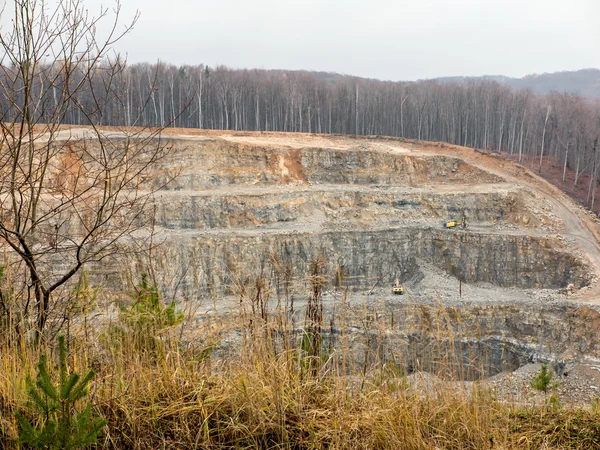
[392,279,404,295]
[444,211,468,229]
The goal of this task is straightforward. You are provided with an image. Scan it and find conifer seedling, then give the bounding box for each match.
[15,335,106,449]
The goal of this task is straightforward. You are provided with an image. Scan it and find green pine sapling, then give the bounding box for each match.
[15,335,106,449]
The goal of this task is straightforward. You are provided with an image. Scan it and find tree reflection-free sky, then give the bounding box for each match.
[7,0,600,81]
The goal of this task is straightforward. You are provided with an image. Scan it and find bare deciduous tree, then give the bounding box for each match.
[0,0,174,340]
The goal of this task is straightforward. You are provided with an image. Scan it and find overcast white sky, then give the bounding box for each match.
[21,0,600,80]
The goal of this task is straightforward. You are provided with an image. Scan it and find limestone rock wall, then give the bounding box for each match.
[148,229,589,299]
[153,189,542,230]
[150,139,503,190]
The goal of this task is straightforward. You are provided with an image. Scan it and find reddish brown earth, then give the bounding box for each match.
[502,151,600,216]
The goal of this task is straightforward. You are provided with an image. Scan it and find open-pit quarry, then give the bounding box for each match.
[138,134,595,293]
[63,129,600,404]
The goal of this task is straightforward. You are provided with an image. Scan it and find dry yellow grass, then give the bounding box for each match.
[2,297,600,449]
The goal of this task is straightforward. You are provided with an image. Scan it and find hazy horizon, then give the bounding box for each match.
[104,61,600,83]
[104,0,599,82]
[1,0,598,82]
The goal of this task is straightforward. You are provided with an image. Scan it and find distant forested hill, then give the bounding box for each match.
[435,69,600,98]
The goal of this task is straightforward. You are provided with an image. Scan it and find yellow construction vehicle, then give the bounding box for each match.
[444,211,468,229]
[392,279,404,295]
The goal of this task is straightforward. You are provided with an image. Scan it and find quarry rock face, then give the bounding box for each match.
[151,229,588,300]
[155,188,542,230]
[152,139,503,190]
[328,302,600,382]
[129,137,592,299]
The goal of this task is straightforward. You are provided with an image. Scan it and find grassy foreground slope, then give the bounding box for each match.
[2,292,600,450]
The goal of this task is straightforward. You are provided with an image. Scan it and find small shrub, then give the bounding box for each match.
[117,273,183,354]
[530,364,555,394]
[70,271,99,316]
[124,274,183,327]
[548,392,562,410]
[14,335,105,449]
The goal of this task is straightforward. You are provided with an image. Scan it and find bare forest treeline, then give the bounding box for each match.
[4,61,600,207]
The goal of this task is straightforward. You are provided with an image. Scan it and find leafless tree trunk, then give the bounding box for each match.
[574,140,581,187]
[589,138,599,209]
[562,142,569,183]
[0,0,179,341]
[538,105,552,173]
[518,109,527,163]
[355,82,359,135]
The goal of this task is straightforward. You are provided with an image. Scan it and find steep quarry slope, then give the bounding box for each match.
[45,128,599,301]
[105,131,596,301]
[40,129,600,389]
